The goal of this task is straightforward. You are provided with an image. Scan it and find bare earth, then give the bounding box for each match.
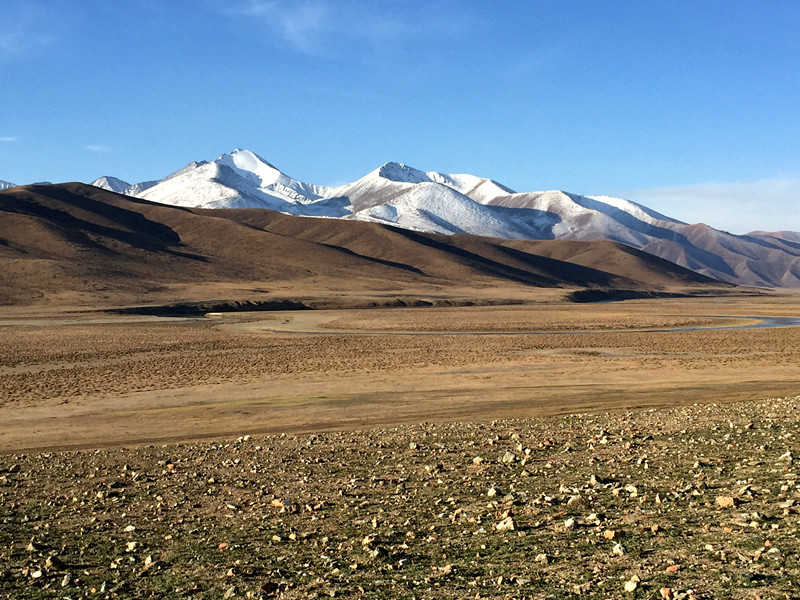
[1,292,799,454]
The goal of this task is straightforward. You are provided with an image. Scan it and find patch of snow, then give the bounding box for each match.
[91,176,131,193]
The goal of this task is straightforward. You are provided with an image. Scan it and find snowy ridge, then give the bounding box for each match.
[85,148,800,288]
[0,180,16,190]
[91,176,130,194]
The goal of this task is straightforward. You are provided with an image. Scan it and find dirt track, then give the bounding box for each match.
[1,295,799,453]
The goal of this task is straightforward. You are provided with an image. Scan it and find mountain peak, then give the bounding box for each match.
[0,179,16,190]
[215,149,283,187]
[91,176,131,193]
[376,162,430,184]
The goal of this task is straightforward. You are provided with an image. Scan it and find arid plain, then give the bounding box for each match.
[3,184,800,598]
[2,291,799,454]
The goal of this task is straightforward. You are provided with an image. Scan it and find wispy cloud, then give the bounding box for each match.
[628,178,800,234]
[84,144,111,153]
[0,5,55,57]
[0,136,18,143]
[226,0,470,55]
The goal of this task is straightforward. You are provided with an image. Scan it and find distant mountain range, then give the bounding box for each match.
[0,183,723,308]
[84,149,800,288]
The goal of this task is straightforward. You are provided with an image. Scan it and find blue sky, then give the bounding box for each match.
[1,0,799,233]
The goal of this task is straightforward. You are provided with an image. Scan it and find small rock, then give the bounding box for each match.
[495,516,516,532]
[502,451,517,464]
[573,582,592,594]
[624,579,638,592]
[603,529,617,540]
[45,555,67,570]
[534,553,548,563]
[224,585,237,598]
[567,495,586,508]
[61,573,73,587]
[8,464,20,474]
[564,518,576,532]
[612,543,625,556]
[665,564,680,574]
[716,496,737,508]
[408,442,418,450]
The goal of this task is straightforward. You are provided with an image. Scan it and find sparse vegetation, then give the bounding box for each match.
[2,397,799,599]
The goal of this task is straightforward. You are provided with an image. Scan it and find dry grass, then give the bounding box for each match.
[1,295,799,453]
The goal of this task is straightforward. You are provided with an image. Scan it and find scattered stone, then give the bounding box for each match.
[716,496,737,508]
[603,529,617,540]
[567,494,586,508]
[502,451,517,464]
[495,516,516,532]
[45,555,67,570]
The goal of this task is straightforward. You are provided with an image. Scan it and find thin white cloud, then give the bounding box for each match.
[0,5,55,57]
[227,0,469,55]
[84,144,111,153]
[0,136,18,142]
[628,179,800,235]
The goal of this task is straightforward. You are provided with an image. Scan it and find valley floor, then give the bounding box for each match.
[2,293,800,598]
[0,293,799,453]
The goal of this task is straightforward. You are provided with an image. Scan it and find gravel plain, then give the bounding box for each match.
[2,396,800,599]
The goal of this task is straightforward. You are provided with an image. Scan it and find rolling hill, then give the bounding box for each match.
[0,183,724,308]
[89,149,800,288]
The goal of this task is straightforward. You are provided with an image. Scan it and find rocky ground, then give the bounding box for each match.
[1,396,799,599]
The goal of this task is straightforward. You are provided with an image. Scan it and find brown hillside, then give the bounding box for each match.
[0,183,725,308]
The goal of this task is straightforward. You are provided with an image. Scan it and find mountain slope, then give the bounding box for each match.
[88,150,799,288]
[0,183,722,307]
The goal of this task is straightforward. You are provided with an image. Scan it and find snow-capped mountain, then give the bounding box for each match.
[90,176,130,194]
[0,180,16,190]
[90,149,800,288]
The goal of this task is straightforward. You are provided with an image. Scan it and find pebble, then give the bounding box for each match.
[495,516,516,532]
[45,555,66,570]
[567,494,585,508]
[716,496,737,508]
[502,451,517,464]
